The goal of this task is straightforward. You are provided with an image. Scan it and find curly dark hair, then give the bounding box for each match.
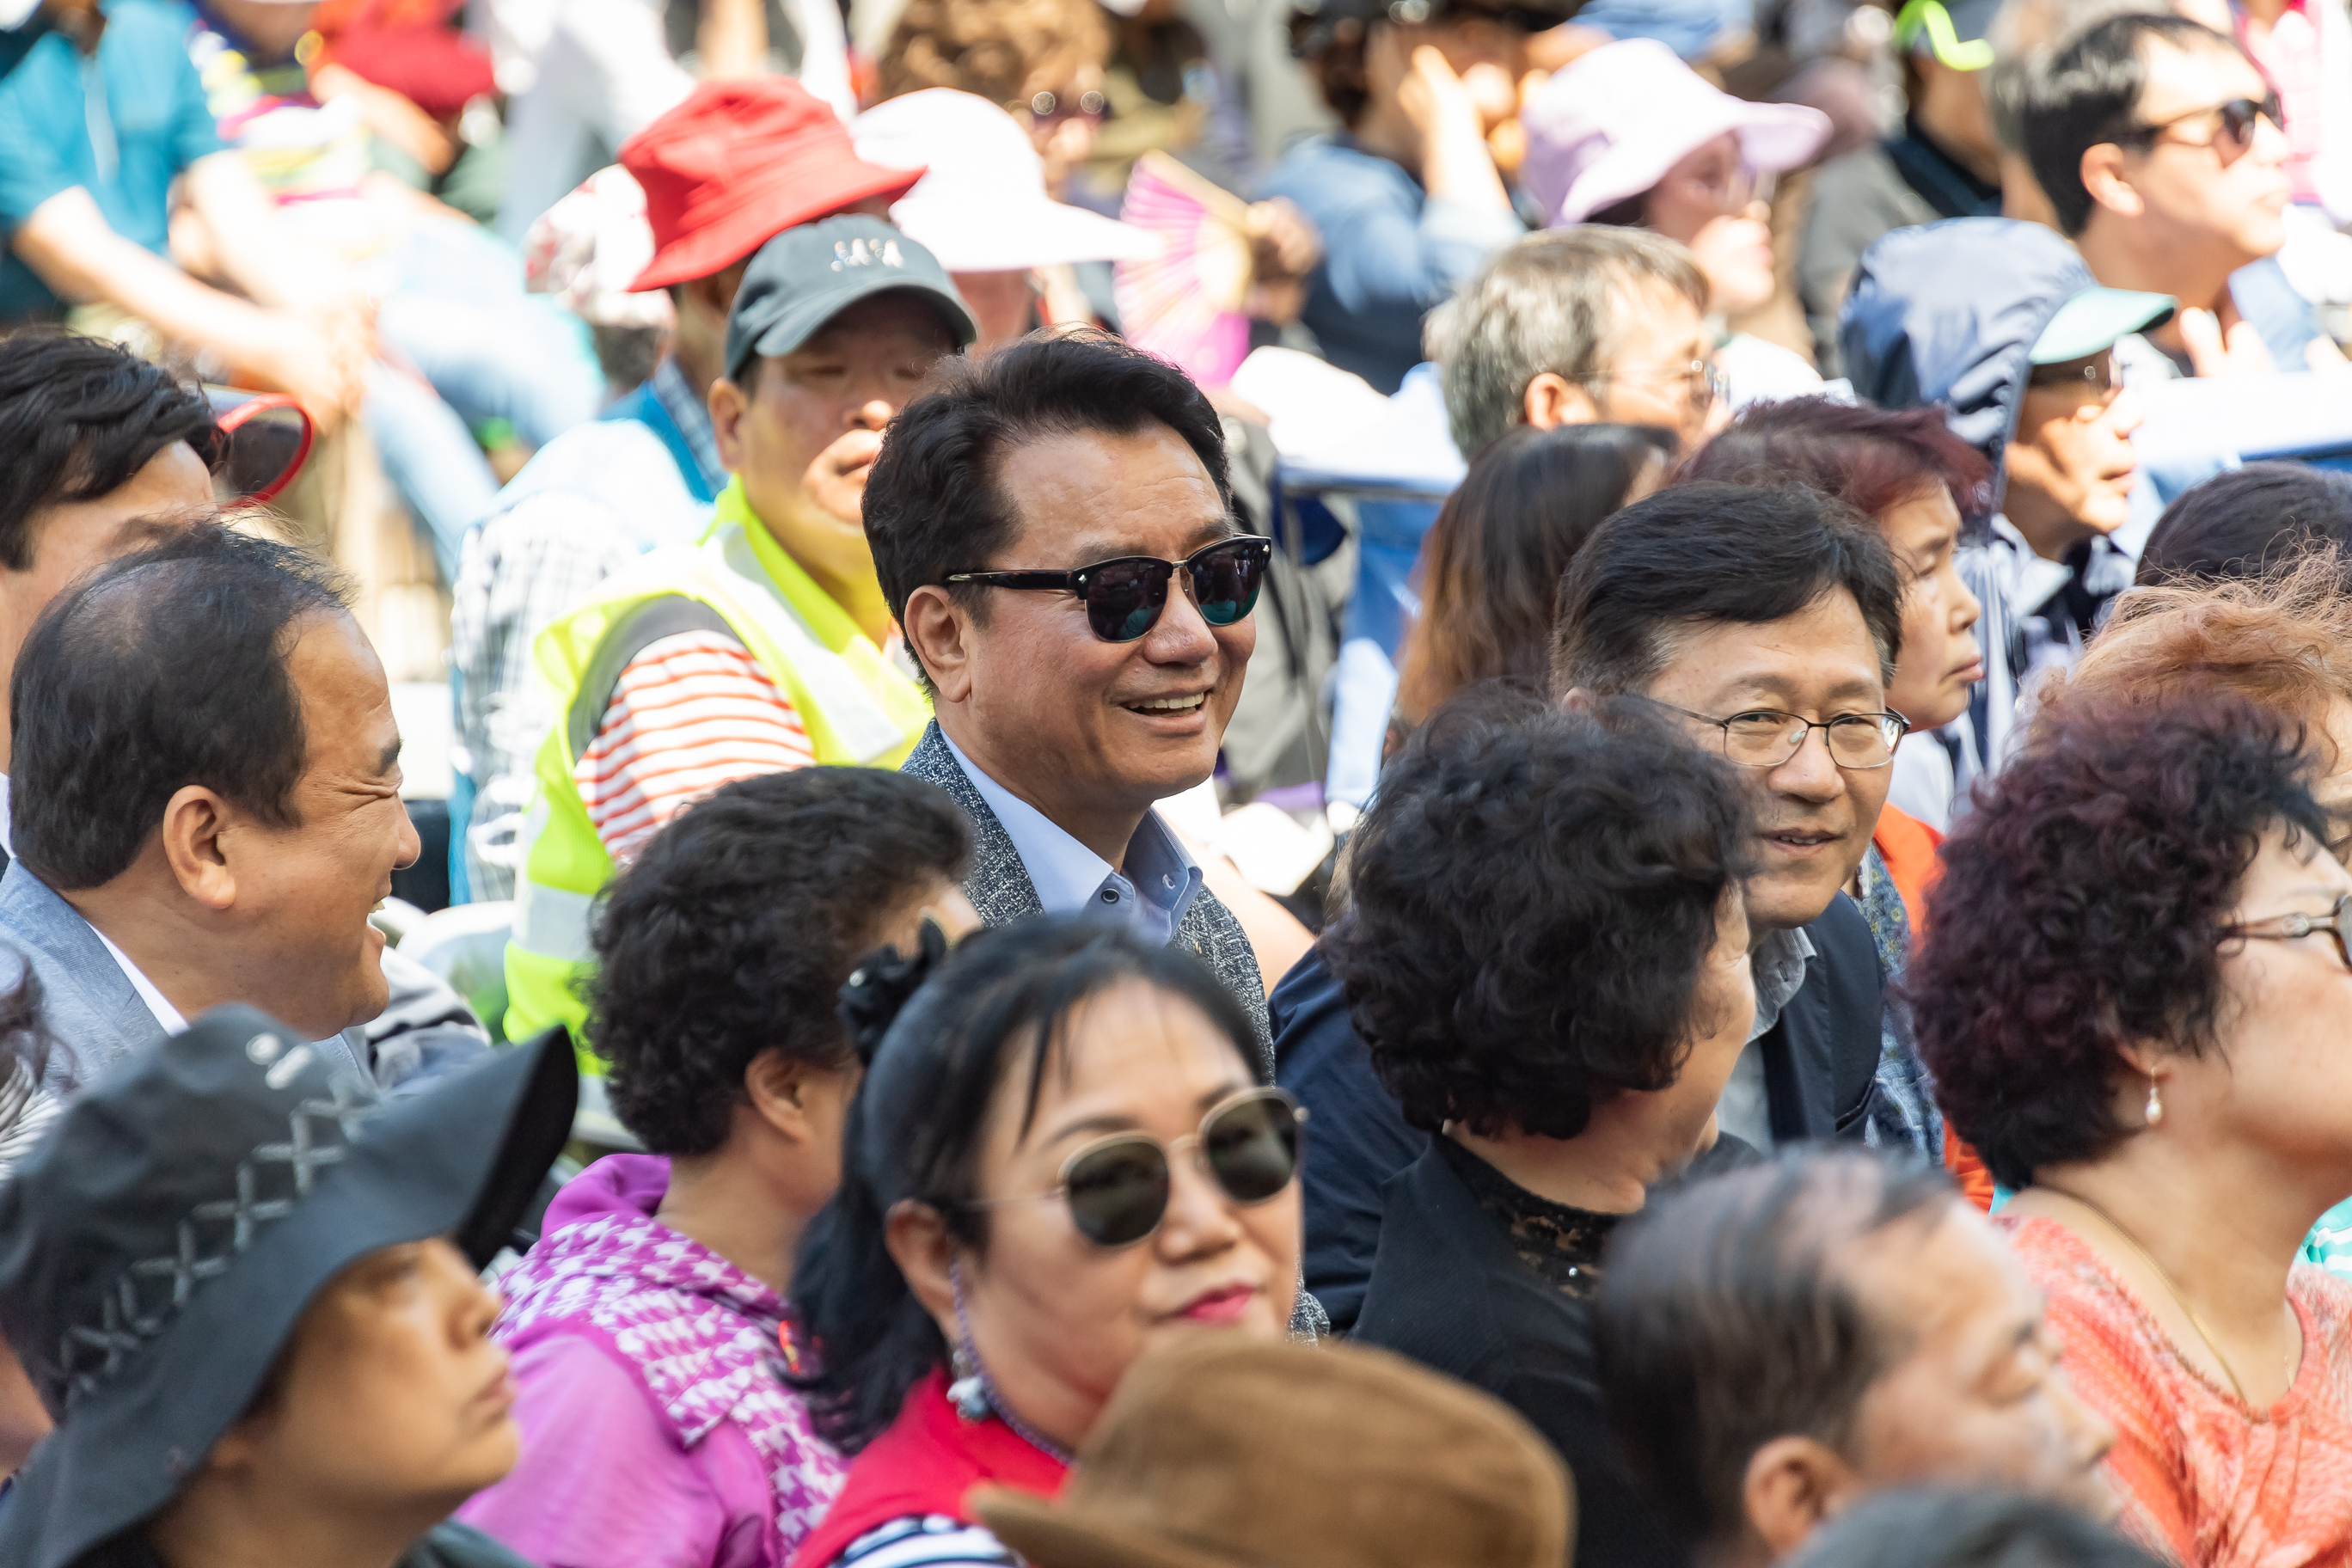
[1322,688,1755,1141]
[1909,692,2328,1191]
[587,768,971,1155]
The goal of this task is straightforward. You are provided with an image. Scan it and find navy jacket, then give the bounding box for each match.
[1277,891,1883,1333]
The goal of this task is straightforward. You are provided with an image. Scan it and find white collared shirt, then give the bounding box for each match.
[1714,925,1819,1153]
[941,732,1205,943]
[90,923,188,1035]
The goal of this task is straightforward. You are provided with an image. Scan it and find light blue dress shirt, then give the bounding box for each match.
[941,732,1205,944]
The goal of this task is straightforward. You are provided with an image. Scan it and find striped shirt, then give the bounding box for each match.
[833,1516,1016,1568]
[575,629,812,866]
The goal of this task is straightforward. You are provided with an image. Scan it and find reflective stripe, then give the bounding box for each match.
[511,876,598,965]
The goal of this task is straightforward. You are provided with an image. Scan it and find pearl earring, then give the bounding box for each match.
[2145,1075,2164,1127]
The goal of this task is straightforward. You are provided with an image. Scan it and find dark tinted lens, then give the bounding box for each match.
[1062,1137,1170,1246]
[2220,98,2259,148]
[1200,1093,1302,1204]
[1083,560,1171,642]
[1189,540,1269,628]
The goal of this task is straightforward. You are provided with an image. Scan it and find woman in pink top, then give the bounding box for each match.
[457,768,980,1568]
[1912,689,2352,1566]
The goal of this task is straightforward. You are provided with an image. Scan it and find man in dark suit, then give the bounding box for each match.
[864,331,1273,1057]
[1280,482,1903,1330]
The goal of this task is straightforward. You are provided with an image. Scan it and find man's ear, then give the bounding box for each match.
[1524,371,1602,432]
[709,373,751,473]
[1742,1434,1863,1562]
[884,1198,960,1344]
[901,585,976,707]
[2079,143,2144,220]
[158,784,239,912]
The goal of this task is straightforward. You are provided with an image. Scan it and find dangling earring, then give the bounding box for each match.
[2144,1075,2164,1127]
[946,1259,991,1422]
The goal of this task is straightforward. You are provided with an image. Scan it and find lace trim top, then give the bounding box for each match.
[1436,1136,1620,1302]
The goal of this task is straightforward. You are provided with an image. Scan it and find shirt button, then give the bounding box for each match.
[1101,888,1118,903]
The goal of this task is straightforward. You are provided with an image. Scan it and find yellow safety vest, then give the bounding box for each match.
[503,478,931,1053]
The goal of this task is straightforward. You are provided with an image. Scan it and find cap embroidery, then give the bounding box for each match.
[54,1073,379,1410]
[830,237,906,272]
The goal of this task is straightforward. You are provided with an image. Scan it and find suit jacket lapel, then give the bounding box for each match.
[900,724,1046,928]
[0,859,164,1078]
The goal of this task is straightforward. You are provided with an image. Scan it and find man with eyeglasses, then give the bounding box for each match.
[1842,217,2174,794]
[864,329,1280,1057]
[500,215,975,1049]
[2024,12,2336,378]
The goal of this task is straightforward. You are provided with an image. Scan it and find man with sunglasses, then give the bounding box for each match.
[500,215,975,1049]
[867,330,1279,1057]
[1843,217,2173,793]
[2024,12,2333,378]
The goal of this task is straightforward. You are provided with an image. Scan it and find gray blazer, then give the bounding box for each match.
[901,723,1272,1071]
[0,860,376,1089]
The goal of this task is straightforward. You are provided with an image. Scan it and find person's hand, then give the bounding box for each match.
[805,426,885,527]
[1393,40,1489,150]
[1245,198,1320,325]
[2177,306,2279,377]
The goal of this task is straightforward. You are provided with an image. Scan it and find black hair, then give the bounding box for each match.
[1548,481,1906,698]
[2137,462,2352,587]
[1781,1489,2169,1568]
[1596,1148,1960,1550]
[11,522,352,891]
[0,952,64,1154]
[792,916,1267,1452]
[862,329,1234,694]
[0,329,218,573]
[2024,13,2245,236]
[1324,687,1754,1140]
[588,769,972,1155]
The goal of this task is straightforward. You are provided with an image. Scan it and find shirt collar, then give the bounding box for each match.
[89,925,189,1035]
[940,730,1204,939]
[651,358,729,500]
[1747,923,1816,1044]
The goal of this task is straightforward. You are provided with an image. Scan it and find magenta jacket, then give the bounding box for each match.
[456,1155,847,1568]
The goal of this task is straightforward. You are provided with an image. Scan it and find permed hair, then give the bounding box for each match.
[1909,692,2327,1190]
[1323,688,1755,1140]
[875,0,1110,110]
[589,769,972,1155]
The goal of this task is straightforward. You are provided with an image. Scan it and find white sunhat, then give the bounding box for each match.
[1520,39,1833,229]
[852,89,1161,273]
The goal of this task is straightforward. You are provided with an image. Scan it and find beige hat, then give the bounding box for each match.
[976,1337,1574,1568]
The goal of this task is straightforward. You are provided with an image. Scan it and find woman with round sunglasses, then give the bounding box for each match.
[1911,689,2352,1564]
[788,917,1304,1568]
[1332,689,1760,1568]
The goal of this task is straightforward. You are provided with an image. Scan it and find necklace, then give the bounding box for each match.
[2052,1188,2251,1406]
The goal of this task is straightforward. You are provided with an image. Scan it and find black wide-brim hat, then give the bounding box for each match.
[0,1009,577,1568]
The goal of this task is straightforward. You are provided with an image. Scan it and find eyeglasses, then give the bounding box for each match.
[964,1087,1306,1248]
[1667,160,1773,216]
[2219,892,2352,973]
[2026,352,2124,397]
[1585,359,1729,415]
[945,535,1273,643]
[2116,90,2282,162]
[1647,699,1912,769]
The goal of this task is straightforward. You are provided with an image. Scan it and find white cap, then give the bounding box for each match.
[852,89,1161,273]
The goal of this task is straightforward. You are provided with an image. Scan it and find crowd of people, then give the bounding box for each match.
[4,0,2352,1561]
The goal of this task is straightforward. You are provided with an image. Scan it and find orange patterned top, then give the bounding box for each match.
[2000,1214,2352,1567]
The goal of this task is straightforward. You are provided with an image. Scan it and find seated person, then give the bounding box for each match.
[1520,39,1833,405]
[458,769,978,1568]
[1338,689,1758,1565]
[0,524,468,1083]
[1429,226,1718,459]
[977,1338,1571,1568]
[790,918,1303,1568]
[1783,1490,2165,1568]
[0,1005,575,1568]
[500,214,971,1045]
[2135,462,2352,586]
[2024,13,2334,377]
[1282,483,1902,1327]
[1596,1149,2116,1566]
[1261,0,1538,394]
[1912,691,2352,1561]
[1841,217,2172,772]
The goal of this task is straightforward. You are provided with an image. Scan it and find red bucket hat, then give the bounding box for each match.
[622,78,925,291]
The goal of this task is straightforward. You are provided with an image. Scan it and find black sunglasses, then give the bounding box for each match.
[945,535,1273,643]
[964,1087,1305,1248]
[2117,90,2282,158]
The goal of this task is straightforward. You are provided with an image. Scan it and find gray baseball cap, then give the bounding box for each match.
[724,213,977,385]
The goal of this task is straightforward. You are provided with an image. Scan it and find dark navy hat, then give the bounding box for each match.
[0,1011,576,1568]
[723,214,977,385]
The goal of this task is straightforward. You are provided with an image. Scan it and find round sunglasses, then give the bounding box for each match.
[944,535,1274,644]
[964,1087,1306,1248]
